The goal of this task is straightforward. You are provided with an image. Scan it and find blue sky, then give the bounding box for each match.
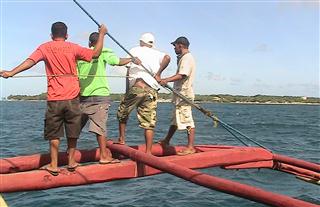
[0,0,319,98]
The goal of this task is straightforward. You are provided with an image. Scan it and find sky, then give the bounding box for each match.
[0,0,319,98]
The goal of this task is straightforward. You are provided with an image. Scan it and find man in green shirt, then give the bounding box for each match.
[77,32,141,164]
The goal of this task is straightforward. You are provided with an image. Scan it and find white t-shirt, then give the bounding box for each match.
[173,52,196,105]
[127,46,166,90]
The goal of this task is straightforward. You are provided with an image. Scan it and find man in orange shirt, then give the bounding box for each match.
[0,22,107,175]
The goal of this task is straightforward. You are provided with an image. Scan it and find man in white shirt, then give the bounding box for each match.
[116,33,171,154]
[158,36,196,155]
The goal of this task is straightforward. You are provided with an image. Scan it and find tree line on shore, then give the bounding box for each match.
[5,93,320,104]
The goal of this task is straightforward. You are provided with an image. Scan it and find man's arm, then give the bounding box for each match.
[159,74,186,86]
[154,55,171,82]
[92,24,108,58]
[117,57,141,66]
[0,59,35,78]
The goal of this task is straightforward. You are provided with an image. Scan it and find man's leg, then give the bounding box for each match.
[186,127,195,150]
[117,88,142,145]
[145,129,154,154]
[96,134,114,162]
[64,97,82,169]
[67,137,78,168]
[117,122,127,145]
[66,109,87,155]
[49,138,60,171]
[42,101,63,173]
[160,125,177,146]
[85,103,116,163]
[158,106,177,146]
[176,105,196,155]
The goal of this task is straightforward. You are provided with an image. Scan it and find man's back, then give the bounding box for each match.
[77,48,120,97]
[128,46,165,89]
[29,40,93,101]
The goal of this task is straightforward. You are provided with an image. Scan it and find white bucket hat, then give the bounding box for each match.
[140,32,155,47]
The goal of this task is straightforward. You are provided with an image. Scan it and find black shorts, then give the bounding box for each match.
[44,97,81,140]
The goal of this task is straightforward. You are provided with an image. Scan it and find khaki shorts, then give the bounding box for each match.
[44,98,81,140]
[117,86,157,130]
[171,104,195,130]
[80,103,110,136]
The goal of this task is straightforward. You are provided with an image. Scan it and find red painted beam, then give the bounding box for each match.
[0,145,269,173]
[0,144,318,206]
[107,144,318,207]
[0,149,273,192]
[275,163,320,180]
[223,160,273,169]
[273,154,320,173]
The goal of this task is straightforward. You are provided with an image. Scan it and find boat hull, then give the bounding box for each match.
[0,143,319,207]
[0,145,273,192]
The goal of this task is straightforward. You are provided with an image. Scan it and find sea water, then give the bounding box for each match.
[0,101,319,207]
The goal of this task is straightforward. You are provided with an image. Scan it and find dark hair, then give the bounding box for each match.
[89,32,99,45]
[51,22,67,38]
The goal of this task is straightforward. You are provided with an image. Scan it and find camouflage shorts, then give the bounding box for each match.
[117,87,158,129]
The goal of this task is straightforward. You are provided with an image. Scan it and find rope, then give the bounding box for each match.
[219,122,250,147]
[165,87,270,150]
[215,118,270,150]
[11,74,131,78]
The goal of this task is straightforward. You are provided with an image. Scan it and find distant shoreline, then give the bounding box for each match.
[215,101,320,105]
[3,93,320,105]
[3,99,320,106]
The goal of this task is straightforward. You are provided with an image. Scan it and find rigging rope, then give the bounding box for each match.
[168,88,270,150]
[11,74,131,78]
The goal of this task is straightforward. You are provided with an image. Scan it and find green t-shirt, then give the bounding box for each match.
[77,48,120,96]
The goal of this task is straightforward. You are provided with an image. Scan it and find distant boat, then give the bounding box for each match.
[0,142,319,207]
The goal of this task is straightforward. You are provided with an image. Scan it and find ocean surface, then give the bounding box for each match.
[0,101,319,207]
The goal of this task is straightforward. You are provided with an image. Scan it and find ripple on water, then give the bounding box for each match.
[1,102,319,207]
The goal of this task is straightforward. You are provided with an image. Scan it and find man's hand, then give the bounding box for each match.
[154,74,161,82]
[159,78,168,86]
[0,70,14,79]
[99,24,108,35]
[131,57,142,65]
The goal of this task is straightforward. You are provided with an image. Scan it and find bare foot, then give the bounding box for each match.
[66,162,80,172]
[99,158,121,164]
[113,138,126,145]
[40,164,60,176]
[176,148,196,156]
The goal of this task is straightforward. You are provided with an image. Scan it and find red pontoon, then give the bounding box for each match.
[0,142,319,207]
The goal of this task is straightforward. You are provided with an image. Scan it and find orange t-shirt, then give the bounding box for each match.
[29,40,94,101]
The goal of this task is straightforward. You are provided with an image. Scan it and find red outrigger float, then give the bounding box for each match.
[0,141,319,207]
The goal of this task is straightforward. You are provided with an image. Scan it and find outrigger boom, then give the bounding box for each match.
[0,142,319,207]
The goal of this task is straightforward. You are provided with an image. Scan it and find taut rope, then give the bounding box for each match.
[10,74,131,78]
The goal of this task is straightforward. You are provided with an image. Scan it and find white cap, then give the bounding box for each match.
[140,32,155,47]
